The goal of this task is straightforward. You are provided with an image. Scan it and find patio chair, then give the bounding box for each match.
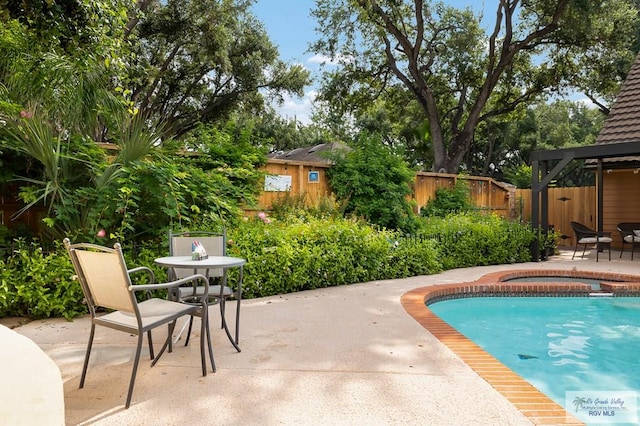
[168,230,237,346]
[63,238,212,409]
[617,222,640,260]
[570,221,612,262]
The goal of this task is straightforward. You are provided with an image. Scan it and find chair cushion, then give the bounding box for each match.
[634,230,640,237]
[624,235,640,243]
[579,237,612,244]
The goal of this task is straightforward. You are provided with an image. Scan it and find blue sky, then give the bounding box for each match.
[250,0,501,124]
[251,0,320,123]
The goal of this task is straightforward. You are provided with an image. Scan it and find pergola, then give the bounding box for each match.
[530,140,640,260]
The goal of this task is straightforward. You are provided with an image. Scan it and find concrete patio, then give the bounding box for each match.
[6,248,640,425]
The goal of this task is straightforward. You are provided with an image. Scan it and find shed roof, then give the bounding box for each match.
[267,142,349,164]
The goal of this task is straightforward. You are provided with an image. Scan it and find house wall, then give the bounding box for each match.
[603,169,640,246]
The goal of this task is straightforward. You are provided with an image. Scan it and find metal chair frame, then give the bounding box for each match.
[168,230,241,351]
[64,238,212,408]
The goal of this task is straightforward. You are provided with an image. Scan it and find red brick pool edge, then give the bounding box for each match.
[401,269,640,426]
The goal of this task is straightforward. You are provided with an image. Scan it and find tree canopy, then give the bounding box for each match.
[0,0,310,241]
[126,0,312,139]
[310,0,639,173]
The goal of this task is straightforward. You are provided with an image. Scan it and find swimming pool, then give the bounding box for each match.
[430,296,640,424]
[401,269,640,425]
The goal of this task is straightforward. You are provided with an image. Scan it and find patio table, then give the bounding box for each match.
[154,255,246,352]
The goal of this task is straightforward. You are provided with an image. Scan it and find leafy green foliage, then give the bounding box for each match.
[226,216,441,298]
[128,0,311,139]
[311,0,638,173]
[270,193,346,222]
[0,240,83,320]
[421,180,472,217]
[327,132,420,232]
[420,213,536,269]
[0,211,537,319]
[484,100,603,186]
[0,113,265,244]
[503,164,534,189]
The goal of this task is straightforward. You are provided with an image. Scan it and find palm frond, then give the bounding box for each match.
[114,112,167,165]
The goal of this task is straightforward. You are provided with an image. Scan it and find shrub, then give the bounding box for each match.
[226,216,441,298]
[420,213,535,269]
[0,212,536,320]
[327,132,420,233]
[270,193,345,222]
[421,180,472,217]
[0,240,84,320]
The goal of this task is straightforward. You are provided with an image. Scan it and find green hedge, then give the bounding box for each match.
[0,213,534,320]
[420,213,536,269]
[0,241,82,320]
[226,216,442,298]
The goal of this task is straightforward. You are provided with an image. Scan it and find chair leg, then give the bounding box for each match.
[125,333,145,409]
[167,323,173,353]
[201,308,216,375]
[572,244,578,259]
[620,242,625,258]
[184,316,195,347]
[79,324,96,389]
[151,322,177,368]
[147,330,154,359]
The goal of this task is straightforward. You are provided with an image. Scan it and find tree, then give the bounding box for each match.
[326,132,419,232]
[488,100,604,187]
[125,0,312,139]
[0,0,129,56]
[311,0,639,173]
[235,108,333,153]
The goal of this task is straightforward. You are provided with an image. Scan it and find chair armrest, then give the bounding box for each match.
[130,274,210,303]
[128,266,156,283]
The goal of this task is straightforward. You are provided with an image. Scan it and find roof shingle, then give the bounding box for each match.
[596,52,640,147]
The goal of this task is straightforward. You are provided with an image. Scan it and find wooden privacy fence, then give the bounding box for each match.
[413,171,515,217]
[0,183,43,234]
[515,187,597,248]
[254,160,517,218]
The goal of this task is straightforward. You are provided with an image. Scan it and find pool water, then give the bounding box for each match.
[429,296,640,422]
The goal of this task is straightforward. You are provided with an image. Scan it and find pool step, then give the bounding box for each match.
[589,291,614,297]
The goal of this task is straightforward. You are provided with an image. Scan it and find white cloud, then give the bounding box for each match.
[273,89,318,124]
[307,53,351,66]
